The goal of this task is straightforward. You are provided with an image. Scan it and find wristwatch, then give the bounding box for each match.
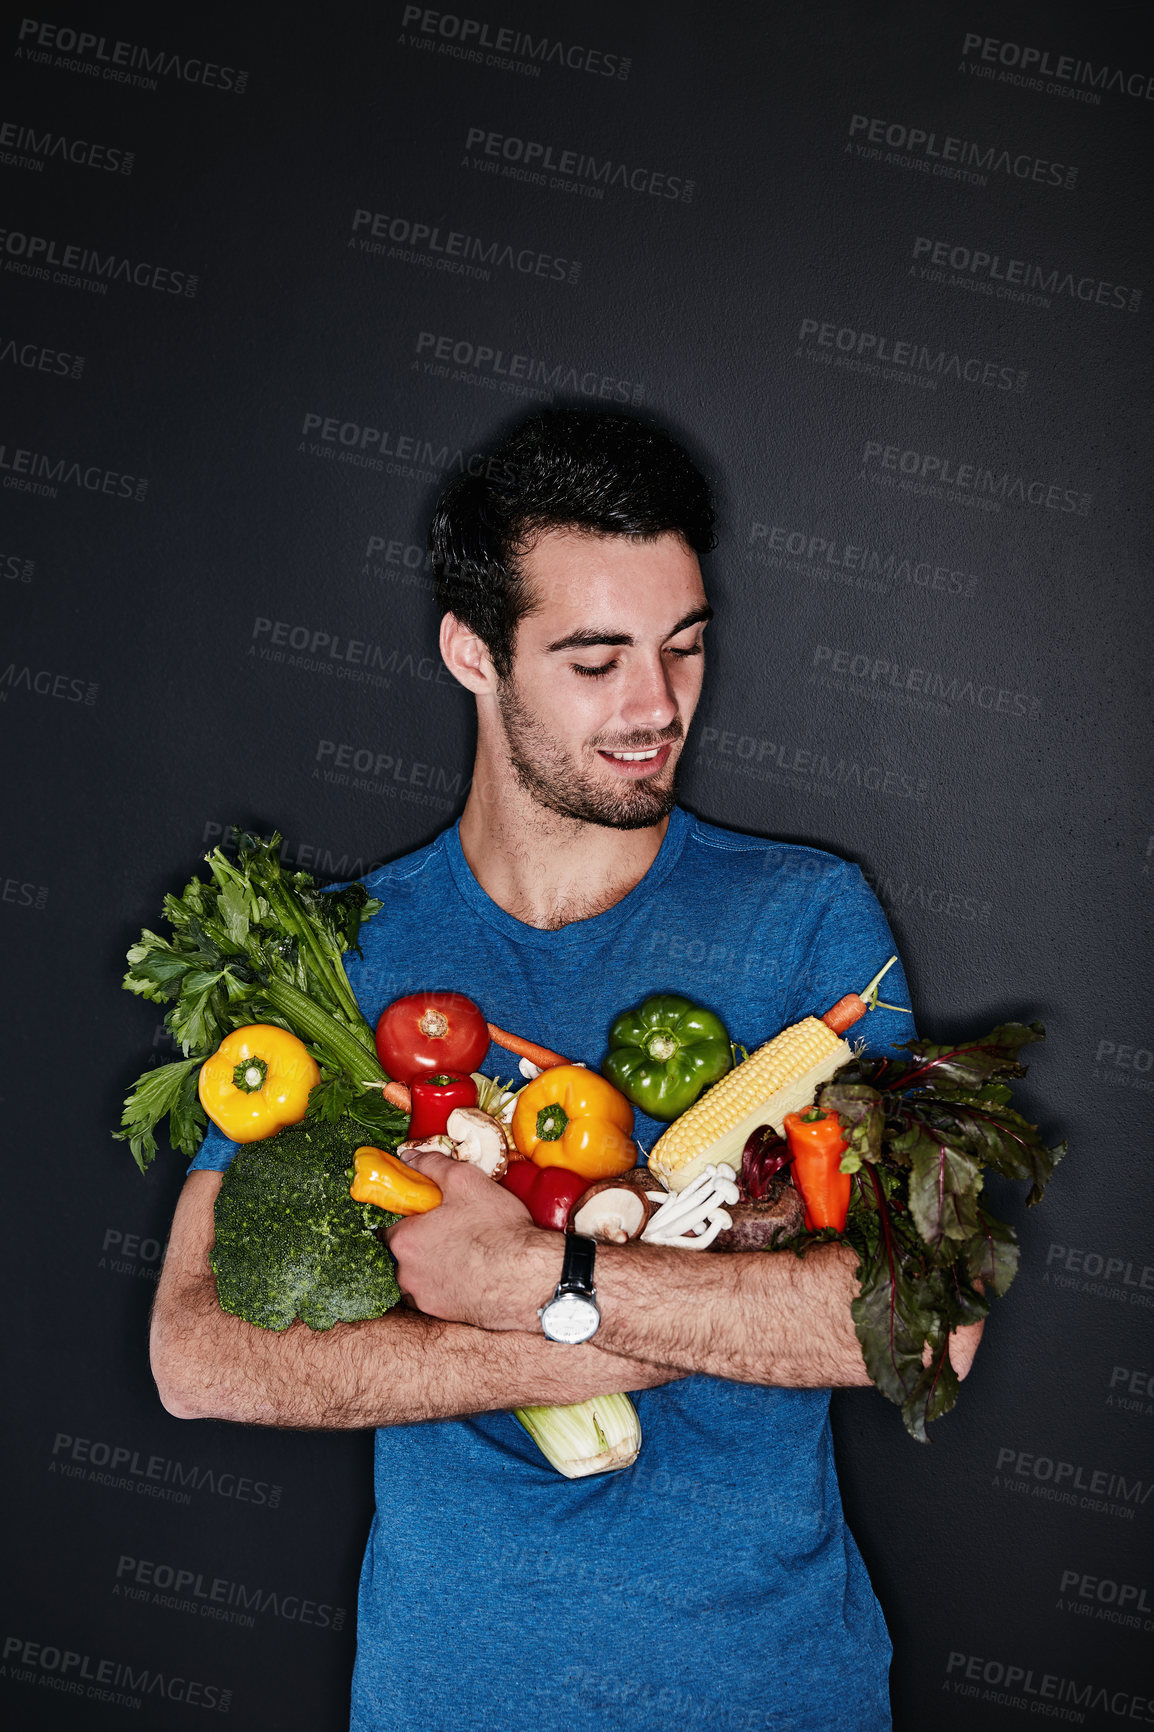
[538,1234,600,1343]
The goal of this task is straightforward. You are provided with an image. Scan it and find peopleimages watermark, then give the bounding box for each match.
[113,1554,346,1634]
[462,125,693,202]
[397,6,631,81]
[249,614,456,693]
[350,207,580,286]
[3,1634,231,1714]
[414,330,644,405]
[1107,1366,1153,1419]
[695,726,932,805]
[862,867,991,927]
[98,1226,163,1281]
[910,235,1142,314]
[299,409,520,485]
[0,118,133,174]
[1041,1242,1154,1308]
[48,1430,283,1509]
[944,1649,1154,1723]
[795,316,1025,392]
[1091,1037,1154,1094]
[748,520,979,601]
[959,32,1154,104]
[203,821,387,882]
[14,17,248,94]
[1,334,85,378]
[994,1443,1152,1520]
[0,225,197,297]
[0,438,146,501]
[0,663,98,704]
[2,548,34,581]
[1055,1566,1153,1635]
[363,534,435,590]
[860,439,1091,517]
[846,113,1077,189]
[2,873,49,910]
[811,642,1040,720]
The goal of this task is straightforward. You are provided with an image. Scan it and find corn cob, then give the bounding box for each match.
[648,1016,852,1192]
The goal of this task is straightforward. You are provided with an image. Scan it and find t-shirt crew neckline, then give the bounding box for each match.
[442,804,692,948]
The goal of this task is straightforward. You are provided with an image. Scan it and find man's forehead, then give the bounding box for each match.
[518,526,706,620]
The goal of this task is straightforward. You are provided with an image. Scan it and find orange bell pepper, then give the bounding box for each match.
[783,1108,851,1232]
[350,1147,443,1215]
[511,1065,635,1182]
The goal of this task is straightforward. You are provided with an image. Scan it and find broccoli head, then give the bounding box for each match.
[211,1118,404,1331]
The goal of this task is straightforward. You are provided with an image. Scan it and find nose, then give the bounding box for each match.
[618,650,679,734]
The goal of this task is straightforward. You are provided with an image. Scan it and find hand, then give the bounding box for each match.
[384,1153,560,1332]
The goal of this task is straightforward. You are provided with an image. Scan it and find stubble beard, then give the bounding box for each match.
[495,675,682,831]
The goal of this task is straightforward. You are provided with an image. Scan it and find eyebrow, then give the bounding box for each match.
[546,604,713,653]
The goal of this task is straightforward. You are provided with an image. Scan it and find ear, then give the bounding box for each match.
[439,613,498,695]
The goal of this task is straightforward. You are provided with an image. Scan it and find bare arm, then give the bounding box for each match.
[390,1154,985,1387]
[150,1171,682,1427]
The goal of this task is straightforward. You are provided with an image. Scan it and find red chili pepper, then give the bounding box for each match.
[407,1073,477,1139]
[500,1161,589,1232]
[782,1109,851,1232]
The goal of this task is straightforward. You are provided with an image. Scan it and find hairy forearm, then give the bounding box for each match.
[588,1239,871,1386]
[151,1176,678,1428]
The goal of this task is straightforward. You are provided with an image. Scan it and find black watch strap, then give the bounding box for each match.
[558,1233,596,1295]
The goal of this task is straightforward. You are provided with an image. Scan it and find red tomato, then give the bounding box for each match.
[375,991,489,1084]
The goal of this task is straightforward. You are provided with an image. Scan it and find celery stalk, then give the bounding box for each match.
[513,1393,641,1478]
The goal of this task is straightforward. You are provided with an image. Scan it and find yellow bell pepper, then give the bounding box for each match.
[350,1147,443,1215]
[198,1024,320,1142]
[511,1065,636,1182]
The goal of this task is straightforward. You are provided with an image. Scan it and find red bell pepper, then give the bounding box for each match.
[501,1161,589,1232]
[783,1108,851,1232]
[407,1073,477,1140]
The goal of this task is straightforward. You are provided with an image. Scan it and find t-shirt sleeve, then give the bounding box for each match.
[787,860,918,1058]
[188,1122,239,1173]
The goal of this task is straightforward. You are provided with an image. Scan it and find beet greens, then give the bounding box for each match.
[797,1022,1065,1442]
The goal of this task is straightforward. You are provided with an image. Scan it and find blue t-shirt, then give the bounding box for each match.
[192,807,915,1731]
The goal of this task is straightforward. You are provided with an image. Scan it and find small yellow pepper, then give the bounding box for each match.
[512,1065,636,1182]
[350,1147,443,1215]
[198,1024,320,1142]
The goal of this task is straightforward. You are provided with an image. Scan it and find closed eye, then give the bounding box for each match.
[572,661,617,678]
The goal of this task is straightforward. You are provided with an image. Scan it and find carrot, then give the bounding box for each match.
[822,994,868,1034]
[822,956,911,1033]
[485,1022,570,1070]
[384,1080,412,1113]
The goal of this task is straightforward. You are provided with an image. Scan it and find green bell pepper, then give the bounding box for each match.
[602,994,732,1121]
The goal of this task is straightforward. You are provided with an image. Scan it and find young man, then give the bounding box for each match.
[152,411,980,1731]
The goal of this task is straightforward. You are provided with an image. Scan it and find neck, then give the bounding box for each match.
[456,728,670,931]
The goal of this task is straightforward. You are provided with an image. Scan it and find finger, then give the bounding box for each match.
[400,1149,458,1180]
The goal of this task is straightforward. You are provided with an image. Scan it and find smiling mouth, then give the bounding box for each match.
[596,742,674,776]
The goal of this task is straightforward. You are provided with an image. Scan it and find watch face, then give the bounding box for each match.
[541,1291,600,1344]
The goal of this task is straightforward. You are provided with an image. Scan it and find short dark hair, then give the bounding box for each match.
[428,409,716,678]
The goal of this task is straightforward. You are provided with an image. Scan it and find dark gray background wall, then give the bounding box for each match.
[2,2,1151,1727]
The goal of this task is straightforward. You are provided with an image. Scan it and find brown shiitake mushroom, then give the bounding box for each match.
[709,1179,805,1251]
[568,1171,658,1243]
[444,1107,511,1179]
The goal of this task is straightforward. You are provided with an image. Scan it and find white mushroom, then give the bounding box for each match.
[640,1165,741,1249]
[445,1107,511,1179]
